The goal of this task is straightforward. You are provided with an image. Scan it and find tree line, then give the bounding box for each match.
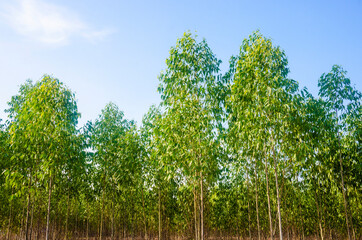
[0,31,361,240]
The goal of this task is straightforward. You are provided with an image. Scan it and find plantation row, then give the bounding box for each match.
[0,31,361,240]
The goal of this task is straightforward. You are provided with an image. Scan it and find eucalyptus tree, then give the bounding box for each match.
[148,105,182,239]
[59,131,87,240]
[0,121,8,187]
[89,105,142,239]
[91,103,130,239]
[0,120,10,233]
[6,76,80,240]
[158,32,223,240]
[343,101,362,239]
[81,137,96,240]
[227,97,266,240]
[318,65,361,240]
[292,89,332,239]
[116,124,143,239]
[228,31,299,240]
[140,105,162,239]
[0,121,5,183]
[5,80,35,240]
[2,31,362,240]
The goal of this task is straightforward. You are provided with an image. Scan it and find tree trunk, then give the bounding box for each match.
[314,182,324,240]
[272,139,283,240]
[100,189,105,240]
[112,199,115,240]
[141,184,148,240]
[339,158,351,240]
[7,188,13,240]
[25,170,33,240]
[75,199,78,238]
[20,200,26,239]
[194,186,199,240]
[158,188,162,240]
[131,198,135,240]
[30,170,39,240]
[122,206,126,240]
[264,152,273,240]
[86,202,89,240]
[320,182,327,240]
[336,109,351,240]
[29,203,34,240]
[247,197,251,240]
[200,170,204,240]
[45,175,53,240]
[298,201,304,240]
[254,160,261,240]
[100,168,106,240]
[36,217,40,240]
[246,174,252,240]
[65,190,70,240]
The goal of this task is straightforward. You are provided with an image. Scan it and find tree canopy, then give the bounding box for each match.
[0,32,360,240]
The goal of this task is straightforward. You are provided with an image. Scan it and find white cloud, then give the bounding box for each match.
[1,0,113,45]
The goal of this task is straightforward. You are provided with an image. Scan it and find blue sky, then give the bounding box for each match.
[0,0,361,126]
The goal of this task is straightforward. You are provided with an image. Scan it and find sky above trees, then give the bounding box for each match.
[0,0,361,126]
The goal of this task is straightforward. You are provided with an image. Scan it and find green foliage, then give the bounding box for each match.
[0,32,360,240]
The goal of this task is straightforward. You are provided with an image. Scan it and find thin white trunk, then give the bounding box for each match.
[45,175,53,240]
[200,171,204,240]
[272,138,283,240]
[254,160,261,240]
[264,153,273,240]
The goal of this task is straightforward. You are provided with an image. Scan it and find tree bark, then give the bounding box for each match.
[254,160,261,240]
[86,202,89,240]
[30,169,39,240]
[29,202,34,240]
[158,188,162,240]
[100,189,105,240]
[194,186,199,240]
[7,188,13,240]
[45,175,53,240]
[65,190,70,240]
[75,199,78,238]
[100,168,106,240]
[141,184,148,240]
[200,170,204,240]
[132,211,135,239]
[112,200,115,240]
[314,187,324,240]
[272,138,283,240]
[298,200,304,240]
[247,193,252,240]
[336,109,351,240]
[20,195,26,239]
[25,170,33,240]
[246,173,252,240]
[264,152,273,240]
